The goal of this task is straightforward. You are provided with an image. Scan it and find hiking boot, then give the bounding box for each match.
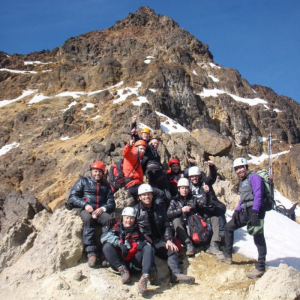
[87,253,97,268]
[206,242,223,255]
[216,253,233,265]
[138,274,149,294]
[246,268,265,279]
[170,273,195,285]
[149,266,157,284]
[118,265,131,284]
[186,242,196,256]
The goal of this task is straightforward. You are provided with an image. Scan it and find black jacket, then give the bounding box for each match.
[68,176,115,213]
[167,192,208,222]
[134,197,173,243]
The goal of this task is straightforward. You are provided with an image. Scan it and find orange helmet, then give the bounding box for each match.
[168,158,180,167]
[134,140,147,148]
[90,161,106,173]
[140,128,151,134]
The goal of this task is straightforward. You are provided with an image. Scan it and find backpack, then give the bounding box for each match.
[108,159,135,192]
[256,169,276,211]
[186,214,212,246]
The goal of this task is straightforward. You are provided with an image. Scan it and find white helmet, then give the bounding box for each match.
[138,183,153,195]
[188,166,201,177]
[233,157,248,168]
[122,207,136,217]
[177,178,190,187]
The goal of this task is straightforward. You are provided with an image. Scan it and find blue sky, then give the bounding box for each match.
[1,0,299,103]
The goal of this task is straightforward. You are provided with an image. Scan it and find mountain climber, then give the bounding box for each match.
[134,183,195,285]
[122,139,146,200]
[167,158,185,197]
[188,164,227,245]
[68,161,115,268]
[168,177,223,255]
[122,139,166,203]
[141,138,171,204]
[216,157,267,279]
[130,114,151,143]
[101,207,154,295]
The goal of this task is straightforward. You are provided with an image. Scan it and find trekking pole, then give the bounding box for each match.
[268,132,275,208]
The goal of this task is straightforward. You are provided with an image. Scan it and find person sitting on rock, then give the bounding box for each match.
[216,158,267,279]
[167,177,223,255]
[142,138,172,204]
[101,207,154,295]
[167,178,197,256]
[134,183,195,285]
[166,158,185,198]
[188,164,227,244]
[68,161,115,268]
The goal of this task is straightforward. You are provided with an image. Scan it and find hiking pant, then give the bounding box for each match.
[172,217,190,244]
[153,240,181,275]
[102,242,154,274]
[80,210,114,254]
[223,209,267,271]
[210,216,221,243]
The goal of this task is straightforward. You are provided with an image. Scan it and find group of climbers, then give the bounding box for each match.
[67,123,268,294]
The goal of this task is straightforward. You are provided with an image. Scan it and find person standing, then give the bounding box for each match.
[216,157,267,279]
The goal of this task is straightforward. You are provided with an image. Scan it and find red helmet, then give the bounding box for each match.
[168,158,180,167]
[90,161,106,173]
[134,140,147,148]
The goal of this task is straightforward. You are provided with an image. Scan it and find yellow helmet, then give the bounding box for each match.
[140,128,151,134]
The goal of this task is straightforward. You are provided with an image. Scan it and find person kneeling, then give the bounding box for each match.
[101,207,154,295]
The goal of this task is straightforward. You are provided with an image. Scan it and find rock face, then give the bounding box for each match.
[0,6,300,299]
[248,264,300,300]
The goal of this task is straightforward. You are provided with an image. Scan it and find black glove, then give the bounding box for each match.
[119,243,128,258]
[232,210,240,225]
[250,211,260,226]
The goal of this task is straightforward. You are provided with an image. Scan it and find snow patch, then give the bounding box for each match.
[208,75,220,82]
[0,142,20,156]
[155,111,190,134]
[199,88,268,106]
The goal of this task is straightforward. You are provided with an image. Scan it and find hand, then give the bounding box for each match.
[204,160,214,166]
[182,206,191,213]
[202,183,210,193]
[131,128,138,135]
[132,114,138,123]
[250,211,260,226]
[85,204,94,213]
[186,157,195,165]
[119,243,128,258]
[129,139,134,147]
[93,207,103,218]
[232,210,239,225]
[166,240,178,252]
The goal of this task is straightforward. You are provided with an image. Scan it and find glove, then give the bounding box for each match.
[119,243,128,258]
[250,211,260,226]
[232,210,239,225]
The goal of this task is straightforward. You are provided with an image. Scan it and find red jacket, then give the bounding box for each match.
[122,144,144,188]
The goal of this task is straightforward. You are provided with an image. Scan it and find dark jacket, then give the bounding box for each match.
[236,171,264,213]
[101,220,147,261]
[141,144,163,172]
[167,192,207,222]
[134,197,173,243]
[167,169,185,197]
[68,176,115,213]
